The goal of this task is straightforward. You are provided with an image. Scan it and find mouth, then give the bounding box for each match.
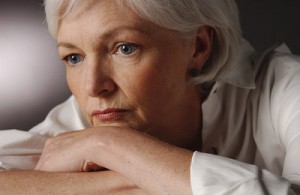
[91,108,129,122]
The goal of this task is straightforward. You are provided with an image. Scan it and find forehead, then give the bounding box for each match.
[58,0,150,38]
[61,0,124,24]
[56,0,183,50]
[56,0,187,54]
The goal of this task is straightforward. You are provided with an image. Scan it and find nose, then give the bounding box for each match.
[85,61,117,97]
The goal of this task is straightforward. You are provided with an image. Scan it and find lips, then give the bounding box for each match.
[91,108,128,122]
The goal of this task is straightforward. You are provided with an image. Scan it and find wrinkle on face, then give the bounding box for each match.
[57,0,202,149]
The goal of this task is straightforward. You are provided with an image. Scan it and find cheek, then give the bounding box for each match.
[123,60,186,112]
[66,69,88,109]
[66,72,75,94]
[66,70,80,96]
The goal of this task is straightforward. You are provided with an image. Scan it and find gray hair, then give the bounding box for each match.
[44,0,241,84]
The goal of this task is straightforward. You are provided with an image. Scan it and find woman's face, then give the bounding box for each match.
[57,0,204,149]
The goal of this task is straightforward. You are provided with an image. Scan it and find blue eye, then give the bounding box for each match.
[65,54,83,65]
[118,44,138,55]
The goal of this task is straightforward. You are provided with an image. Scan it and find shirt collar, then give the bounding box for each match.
[217,38,257,89]
[217,39,292,89]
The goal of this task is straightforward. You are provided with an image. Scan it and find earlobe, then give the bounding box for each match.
[189,26,214,72]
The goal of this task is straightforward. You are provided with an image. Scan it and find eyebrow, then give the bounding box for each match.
[57,42,77,49]
[99,25,150,39]
[57,25,151,49]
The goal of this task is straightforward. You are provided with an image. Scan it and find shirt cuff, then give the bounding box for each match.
[190,151,290,195]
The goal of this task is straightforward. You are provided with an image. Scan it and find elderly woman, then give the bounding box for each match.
[0,0,300,194]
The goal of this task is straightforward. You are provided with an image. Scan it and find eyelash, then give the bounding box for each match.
[115,43,140,56]
[63,54,84,66]
[62,43,140,66]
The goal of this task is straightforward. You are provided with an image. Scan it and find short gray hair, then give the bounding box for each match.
[44,0,241,84]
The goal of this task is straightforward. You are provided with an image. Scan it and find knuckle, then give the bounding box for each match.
[44,137,56,147]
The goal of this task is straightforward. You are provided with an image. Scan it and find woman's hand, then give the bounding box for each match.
[36,126,194,195]
[35,129,104,172]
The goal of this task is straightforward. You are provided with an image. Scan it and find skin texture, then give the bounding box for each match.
[1,0,213,194]
[58,0,203,150]
[35,127,194,194]
[0,170,145,195]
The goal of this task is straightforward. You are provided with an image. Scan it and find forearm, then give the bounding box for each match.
[92,128,193,195]
[0,170,140,195]
[35,127,193,194]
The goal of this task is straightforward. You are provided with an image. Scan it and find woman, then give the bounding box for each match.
[0,0,299,194]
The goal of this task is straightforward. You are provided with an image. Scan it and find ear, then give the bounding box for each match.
[189,26,213,72]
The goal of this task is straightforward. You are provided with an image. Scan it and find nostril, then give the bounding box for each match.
[99,80,117,96]
[99,88,113,96]
[86,78,117,97]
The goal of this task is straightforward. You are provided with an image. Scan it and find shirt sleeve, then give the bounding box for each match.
[0,130,47,170]
[0,96,87,170]
[190,152,292,195]
[189,52,300,195]
[270,54,300,186]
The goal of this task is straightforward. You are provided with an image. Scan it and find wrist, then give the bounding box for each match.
[93,127,194,194]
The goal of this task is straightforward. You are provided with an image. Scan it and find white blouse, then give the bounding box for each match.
[0,40,300,195]
[191,41,300,194]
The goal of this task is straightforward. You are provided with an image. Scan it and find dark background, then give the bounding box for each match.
[0,0,299,130]
[237,0,300,54]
